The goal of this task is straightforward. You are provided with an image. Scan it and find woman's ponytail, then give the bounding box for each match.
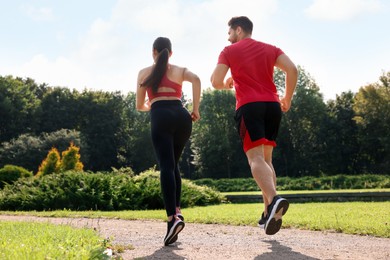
[141,37,172,93]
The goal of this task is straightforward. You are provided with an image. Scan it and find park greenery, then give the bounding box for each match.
[0,221,109,260]
[1,68,389,259]
[0,168,224,211]
[1,68,389,179]
[193,174,390,192]
[1,201,389,238]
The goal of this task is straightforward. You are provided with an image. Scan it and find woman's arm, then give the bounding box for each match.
[183,68,201,121]
[136,69,151,112]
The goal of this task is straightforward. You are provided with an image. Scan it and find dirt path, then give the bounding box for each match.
[1,215,389,260]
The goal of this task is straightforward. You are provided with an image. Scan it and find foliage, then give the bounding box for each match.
[78,90,127,171]
[0,169,224,211]
[36,143,83,176]
[324,91,360,174]
[353,71,390,173]
[1,70,389,176]
[191,89,249,178]
[36,147,61,176]
[0,129,80,172]
[193,174,390,192]
[36,87,81,133]
[0,165,32,189]
[274,67,328,176]
[60,142,83,172]
[116,92,155,173]
[0,76,43,142]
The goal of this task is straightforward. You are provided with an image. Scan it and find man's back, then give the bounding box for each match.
[218,38,284,108]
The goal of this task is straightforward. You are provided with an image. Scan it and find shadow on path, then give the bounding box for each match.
[141,242,186,260]
[254,240,320,260]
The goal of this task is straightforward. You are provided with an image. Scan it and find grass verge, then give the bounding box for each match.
[1,201,389,238]
[0,221,108,260]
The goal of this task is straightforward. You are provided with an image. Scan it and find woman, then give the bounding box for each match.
[136,37,201,246]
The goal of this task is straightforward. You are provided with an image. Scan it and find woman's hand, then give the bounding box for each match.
[191,110,200,122]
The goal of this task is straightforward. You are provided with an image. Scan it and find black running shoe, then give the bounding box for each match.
[258,212,266,229]
[177,213,184,221]
[164,217,185,246]
[264,196,289,235]
[170,214,184,243]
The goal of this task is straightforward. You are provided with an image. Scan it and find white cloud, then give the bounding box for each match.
[21,4,54,21]
[9,0,281,94]
[305,0,382,21]
[16,54,83,88]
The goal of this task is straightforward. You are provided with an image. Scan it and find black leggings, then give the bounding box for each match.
[150,100,192,217]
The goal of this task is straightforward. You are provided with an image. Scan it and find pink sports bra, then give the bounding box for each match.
[146,74,182,101]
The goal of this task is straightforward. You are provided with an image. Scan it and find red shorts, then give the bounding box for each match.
[235,102,282,153]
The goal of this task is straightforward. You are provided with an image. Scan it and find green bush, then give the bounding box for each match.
[0,129,80,172]
[0,169,225,211]
[193,178,259,192]
[0,165,32,189]
[193,174,390,192]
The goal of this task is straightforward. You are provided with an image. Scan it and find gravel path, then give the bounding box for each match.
[1,215,389,260]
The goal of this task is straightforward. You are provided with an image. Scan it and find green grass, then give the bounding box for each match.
[1,201,389,238]
[0,221,108,260]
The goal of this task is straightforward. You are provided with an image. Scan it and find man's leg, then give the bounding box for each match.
[263,145,276,215]
[246,145,277,206]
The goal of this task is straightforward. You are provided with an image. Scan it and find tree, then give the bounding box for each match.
[324,91,360,174]
[78,90,127,171]
[36,87,80,133]
[192,90,249,179]
[0,76,42,142]
[60,142,83,172]
[114,92,155,174]
[274,67,328,177]
[0,129,80,172]
[353,71,390,173]
[36,147,61,176]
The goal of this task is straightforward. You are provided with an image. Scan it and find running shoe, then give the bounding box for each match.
[264,196,289,235]
[164,217,185,246]
[170,214,184,243]
[177,213,184,221]
[258,212,266,229]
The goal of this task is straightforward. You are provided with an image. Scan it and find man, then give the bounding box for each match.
[211,16,298,235]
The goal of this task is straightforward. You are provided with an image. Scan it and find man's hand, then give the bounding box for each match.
[225,77,234,89]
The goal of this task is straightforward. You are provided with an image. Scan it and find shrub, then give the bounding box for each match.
[36,148,61,177]
[60,142,83,172]
[0,165,32,189]
[0,129,80,172]
[0,169,225,211]
[194,174,390,192]
[193,178,258,192]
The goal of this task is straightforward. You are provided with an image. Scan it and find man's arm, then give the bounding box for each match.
[210,64,232,89]
[275,54,298,112]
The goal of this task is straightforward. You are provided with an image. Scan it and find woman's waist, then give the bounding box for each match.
[150,98,183,109]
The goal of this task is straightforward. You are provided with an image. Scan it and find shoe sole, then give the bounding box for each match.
[170,215,185,243]
[265,199,289,235]
[164,221,185,246]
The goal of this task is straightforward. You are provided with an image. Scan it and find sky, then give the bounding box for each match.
[1,0,389,101]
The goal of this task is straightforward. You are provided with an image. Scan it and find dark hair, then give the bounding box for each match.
[228,16,253,34]
[141,37,172,93]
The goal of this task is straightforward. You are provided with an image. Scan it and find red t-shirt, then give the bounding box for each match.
[217,38,284,109]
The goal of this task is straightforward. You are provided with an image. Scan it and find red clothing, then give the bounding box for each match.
[218,38,284,109]
[146,74,182,100]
